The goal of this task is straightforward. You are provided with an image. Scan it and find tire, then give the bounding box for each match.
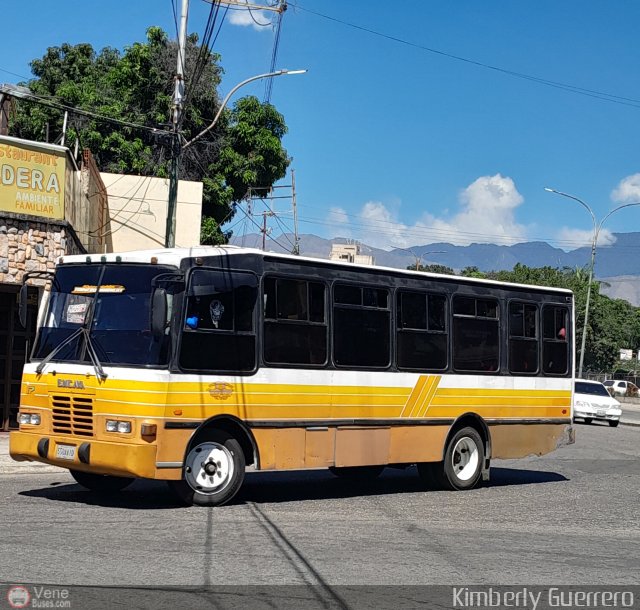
[168,429,245,507]
[609,420,620,428]
[70,470,134,492]
[329,465,385,480]
[420,426,484,491]
[584,418,593,425]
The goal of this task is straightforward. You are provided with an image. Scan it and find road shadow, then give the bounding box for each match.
[237,466,568,504]
[18,479,184,510]
[487,467,568,487]
[17,466,568,509]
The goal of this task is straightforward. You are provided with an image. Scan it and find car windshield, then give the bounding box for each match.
[32,263,178,367]
[603,381,614,386]
[575,381,610,397]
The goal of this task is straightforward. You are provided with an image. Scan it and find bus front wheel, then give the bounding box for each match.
[418,426,484,491]
[70,470,134,492]
[169,430,245,507]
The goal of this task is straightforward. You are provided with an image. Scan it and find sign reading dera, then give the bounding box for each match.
[0,138,66,219]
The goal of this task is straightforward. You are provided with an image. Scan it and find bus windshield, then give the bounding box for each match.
[32,264,178,367]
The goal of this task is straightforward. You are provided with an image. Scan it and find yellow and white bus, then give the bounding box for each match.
[10,247,575,506]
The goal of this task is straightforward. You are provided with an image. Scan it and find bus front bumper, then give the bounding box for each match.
[9,431,158,479]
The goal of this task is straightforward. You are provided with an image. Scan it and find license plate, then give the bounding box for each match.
[596,410,606,417]
[55,444,76,460]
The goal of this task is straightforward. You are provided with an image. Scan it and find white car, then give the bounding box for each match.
[574,379,622,427]
[602,379,639,397]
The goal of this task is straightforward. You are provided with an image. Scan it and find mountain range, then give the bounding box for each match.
[230,232,640,305]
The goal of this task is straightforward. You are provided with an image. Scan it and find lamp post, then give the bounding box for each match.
[544,187,640,377]
[165,68,307,248]
[398,247,446,271]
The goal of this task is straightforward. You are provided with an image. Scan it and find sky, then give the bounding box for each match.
[3,1,640,254]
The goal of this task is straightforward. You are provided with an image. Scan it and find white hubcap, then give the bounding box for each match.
[185,442,234,494]
[451,436,480,481]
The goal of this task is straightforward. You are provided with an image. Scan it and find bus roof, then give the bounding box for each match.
[59,245,574,296]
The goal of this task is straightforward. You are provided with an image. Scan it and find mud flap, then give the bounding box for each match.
[557,424,575,448]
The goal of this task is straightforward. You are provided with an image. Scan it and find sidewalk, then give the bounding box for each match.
[0,433,64,475]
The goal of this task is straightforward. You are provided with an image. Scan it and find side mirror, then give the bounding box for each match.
[19,283,28,328]
[150,288,167,335]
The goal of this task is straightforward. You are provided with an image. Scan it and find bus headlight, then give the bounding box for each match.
[106,419,132,434]
[18,413,41,425]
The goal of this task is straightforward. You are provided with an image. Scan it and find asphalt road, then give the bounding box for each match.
[0,423,638,598]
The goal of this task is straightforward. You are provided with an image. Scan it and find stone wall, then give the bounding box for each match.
[0,213,84,285]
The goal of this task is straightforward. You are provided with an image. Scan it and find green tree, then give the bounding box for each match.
[482,262,640,371]
[407,263,455,274]
[9,27,290,245]
[460,266,486,279]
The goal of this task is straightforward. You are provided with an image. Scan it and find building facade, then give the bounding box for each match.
[0,134,203,429]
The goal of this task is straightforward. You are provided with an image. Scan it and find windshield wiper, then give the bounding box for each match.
[36,298,108,380]
[36,326,83,375]
[84,329,107,380]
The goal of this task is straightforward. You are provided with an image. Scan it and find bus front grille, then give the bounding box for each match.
[51,395,94,437]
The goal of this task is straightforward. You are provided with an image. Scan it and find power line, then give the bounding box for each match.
[289,2,640,110]
[0,66,30,81]
[264,9,285,102]
[0,86,166,134]
[285,207,636,251]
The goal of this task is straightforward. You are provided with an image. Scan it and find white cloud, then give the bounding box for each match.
[228,5,271,30]
[555,227,616,249]
[424,174,528,246]
[332,174,530,249]
[323,173,627,252]
[327,207,352,238]
[611,173,640,203]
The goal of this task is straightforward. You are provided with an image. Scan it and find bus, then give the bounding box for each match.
[10,246,575,506]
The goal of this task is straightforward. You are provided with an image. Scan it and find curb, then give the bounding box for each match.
[621,420,640,428]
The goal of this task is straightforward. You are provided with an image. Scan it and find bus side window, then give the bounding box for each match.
[452,296,500,373]
[509,302,539,374]
[333,283,391,368]
[396,291,447,371]
[263,277,327,366]
[542,305,569,375]
[180,271,257,373]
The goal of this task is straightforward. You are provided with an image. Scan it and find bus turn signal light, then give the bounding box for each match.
[140,424,157,438]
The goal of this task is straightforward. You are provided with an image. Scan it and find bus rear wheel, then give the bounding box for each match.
[418,426,484,491]
[70,470,134,492]
[169,430,245,507]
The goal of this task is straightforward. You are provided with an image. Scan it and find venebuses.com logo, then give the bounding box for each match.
[6,587,30,609]
[6,585,71,609]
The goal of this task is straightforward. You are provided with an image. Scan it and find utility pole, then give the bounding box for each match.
[0,94,10,136]
[261,211,270,250]
[291,169,300,255]
[165,0,189,248]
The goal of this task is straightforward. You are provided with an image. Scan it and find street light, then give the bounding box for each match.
[544,187,640,377]
[397,247,447,271]
[165,68,307,247]
[182,69,307,151]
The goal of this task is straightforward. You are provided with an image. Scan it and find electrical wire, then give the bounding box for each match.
[184,0,225,113]
[0,66,30,81]
[246,3,272,27]
[264,9,285,102]
[288,2,640,110]
[0,86,165,134]
[233,202,294,252]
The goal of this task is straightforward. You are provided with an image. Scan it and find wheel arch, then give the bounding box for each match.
[188,415,259,468]
[445,412,492,478]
